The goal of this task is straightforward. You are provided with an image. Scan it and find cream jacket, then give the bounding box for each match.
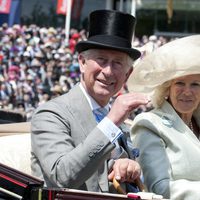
[131,101,200,200]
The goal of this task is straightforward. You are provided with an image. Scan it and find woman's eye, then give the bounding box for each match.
[175,81,184,86]
[192,82,200,87]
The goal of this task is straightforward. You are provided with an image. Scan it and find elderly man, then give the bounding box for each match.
[31,9,149,193]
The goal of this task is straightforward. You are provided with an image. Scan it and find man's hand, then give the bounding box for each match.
[108,158,141,183]
[107,92,150,126]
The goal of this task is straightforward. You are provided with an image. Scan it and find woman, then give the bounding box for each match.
[129,35,200,200]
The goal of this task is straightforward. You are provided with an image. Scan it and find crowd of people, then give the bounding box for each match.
[0,22,175,120]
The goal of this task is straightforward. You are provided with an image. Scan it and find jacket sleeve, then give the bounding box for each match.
[31,102,115,188]
[132,128,171,198]
[132,127,200,200]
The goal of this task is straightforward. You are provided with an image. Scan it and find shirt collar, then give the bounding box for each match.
[79,83,109,111]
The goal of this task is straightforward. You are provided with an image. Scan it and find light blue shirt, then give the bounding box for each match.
[79,83,122,143]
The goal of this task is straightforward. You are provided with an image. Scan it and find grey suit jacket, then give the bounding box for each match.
[31,84,132,192]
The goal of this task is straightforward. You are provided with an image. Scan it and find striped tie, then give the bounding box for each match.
[93,107,108,123]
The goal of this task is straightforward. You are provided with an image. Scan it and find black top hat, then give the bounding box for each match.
[76,10,141,60]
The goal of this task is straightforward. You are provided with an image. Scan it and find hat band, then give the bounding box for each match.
[88,35,131,49]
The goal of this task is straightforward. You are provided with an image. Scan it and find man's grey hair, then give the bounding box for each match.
[80,49,134,68]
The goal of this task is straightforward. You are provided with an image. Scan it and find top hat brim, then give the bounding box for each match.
[75,40,141,60]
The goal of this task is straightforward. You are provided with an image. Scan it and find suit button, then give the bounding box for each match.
[89,152,94,158]
[111,133,116,137]
[96,145,102,150]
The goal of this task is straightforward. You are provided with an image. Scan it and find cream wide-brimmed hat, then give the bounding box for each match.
[128,35,200,93]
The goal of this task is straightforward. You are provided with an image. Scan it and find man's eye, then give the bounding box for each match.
[97,57,105,61]
[113,61,123,67]
[96,57,106,64]
[115,61,122,65]
[97,57,104,60]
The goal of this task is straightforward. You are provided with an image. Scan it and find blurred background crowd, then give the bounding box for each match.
[0,23,177,121]
[1,0,199,122]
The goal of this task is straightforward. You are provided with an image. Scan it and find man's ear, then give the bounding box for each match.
[78,54,86,73]
[125,67,133,82]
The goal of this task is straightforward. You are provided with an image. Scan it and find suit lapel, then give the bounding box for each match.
[118,123,134,159]
[68,85,97,138]
[67,85,108,191]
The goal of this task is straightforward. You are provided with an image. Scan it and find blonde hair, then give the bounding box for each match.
[151,80,172,108]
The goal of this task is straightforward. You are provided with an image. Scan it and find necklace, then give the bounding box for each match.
[189,119,200,140]
[189,120,194,132]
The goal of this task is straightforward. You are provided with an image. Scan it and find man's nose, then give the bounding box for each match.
[102,62,113,75]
